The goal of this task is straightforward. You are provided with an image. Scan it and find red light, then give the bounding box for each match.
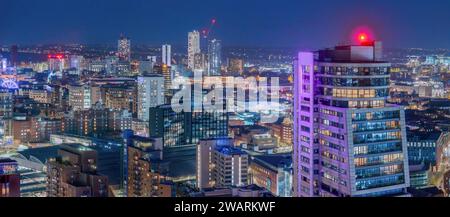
[211,19,216,24]
[351,26,375,45]
[359,35,366,41]
[357,33,368,43]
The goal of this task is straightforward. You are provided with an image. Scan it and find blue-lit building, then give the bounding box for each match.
[148,102,228,147]
[149,104,187,148]
[207,39,222,76]
[294,40,410,197]
[407,129,440,167]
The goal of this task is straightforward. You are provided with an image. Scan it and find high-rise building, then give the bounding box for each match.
[153,64,172,102]
[0,88,13,118]
[188,31,201,70]
[185,85,229,145]
[196,138,249,190]
[118,35,131,62]
[162,44,171,67]
[46,144,109,197]
[293,40,410,197]
[125,135,172,197]
[208,39,222,76]
[0,158,20,197]
[149,104,187,148]
[10,45,18,67]
[48,54,65,72]
[137,75,165,121]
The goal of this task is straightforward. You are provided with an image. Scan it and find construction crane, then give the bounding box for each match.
[201,18,217,39]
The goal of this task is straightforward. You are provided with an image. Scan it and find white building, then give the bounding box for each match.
[118,35,131,62]
[162,44,171,67]
[188,31,201,70]
[137,75,165,121]
[197,138,249,190]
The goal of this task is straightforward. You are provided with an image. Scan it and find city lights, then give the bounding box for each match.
[0,2,449,213]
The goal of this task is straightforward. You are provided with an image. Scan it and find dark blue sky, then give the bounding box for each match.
[1,0,449,49]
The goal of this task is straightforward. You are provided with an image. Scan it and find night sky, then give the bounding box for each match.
[1,0,449,49]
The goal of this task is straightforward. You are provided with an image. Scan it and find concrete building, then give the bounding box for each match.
[68,84,101,111]
[46,144,109,197]
[188,31,201,70]
[249,155,292,197]
[197,138,248,189]
[137,75,165,122]
[125,134,173,197]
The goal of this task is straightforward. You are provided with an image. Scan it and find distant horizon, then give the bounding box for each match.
[1,0,450,49]
[2,43,450,52]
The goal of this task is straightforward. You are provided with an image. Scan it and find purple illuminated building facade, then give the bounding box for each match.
[293,40,410,197]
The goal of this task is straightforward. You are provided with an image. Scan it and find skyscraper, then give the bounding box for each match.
[162,44,171,67]
[188,31,201,70]
[153,64,172,102]
[207,39,222,76]
[293,39,410,197]
[137,75,165,121]
[10,45,18,67]
[118,35,131,62]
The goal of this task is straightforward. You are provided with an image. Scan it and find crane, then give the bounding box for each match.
[201,18,217,39]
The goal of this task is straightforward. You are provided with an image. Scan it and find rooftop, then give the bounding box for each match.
[252,154,292,170]
[407,129,442,142]
[215,146,247,156]
[0,158,18,164]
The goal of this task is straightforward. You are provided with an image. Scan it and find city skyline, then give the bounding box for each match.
[1,0,450,49]
[1,0,450,205]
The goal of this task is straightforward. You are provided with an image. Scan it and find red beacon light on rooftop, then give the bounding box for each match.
[48,54,64,59]
[356,32,375,46]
